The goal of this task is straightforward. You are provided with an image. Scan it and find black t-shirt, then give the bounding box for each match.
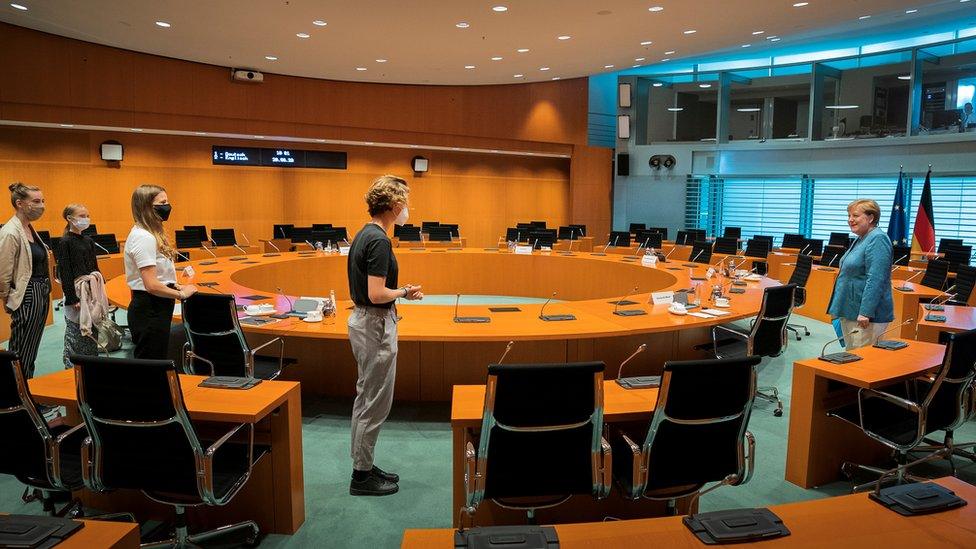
[29,236,49,279]
[348,223,398,309]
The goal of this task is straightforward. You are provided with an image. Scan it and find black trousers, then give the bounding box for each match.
[8,277,51,378]
[128,290,175,360]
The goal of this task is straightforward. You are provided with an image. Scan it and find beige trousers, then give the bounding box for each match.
[348,305,399,471]
[839,318,890,350]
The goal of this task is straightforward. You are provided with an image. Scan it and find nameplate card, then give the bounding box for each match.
[651,291,675,305]
[515,245,534,255]
[182,266,196,279]
[641,255,657,267]
[339,246,350,256]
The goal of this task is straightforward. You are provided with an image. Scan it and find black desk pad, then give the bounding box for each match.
[240,294,272,301]
[488,307,521,312]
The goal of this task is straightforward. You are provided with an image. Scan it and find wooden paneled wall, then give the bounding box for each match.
[0,128,570,247]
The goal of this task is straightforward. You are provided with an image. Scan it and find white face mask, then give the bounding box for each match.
[71,217,91,231]
[394,205,409,226]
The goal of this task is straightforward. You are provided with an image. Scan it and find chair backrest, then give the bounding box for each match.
[629,223,646,233]
[528,230,557,249]
[723,227,741,239]
[744,239,771,259]
[516,222,534,230]
[674,230,689,245]
[181,293,252,377]
[184,225,209,243]
[921,259,949,290]
[175,229,203,249]
[289,227,312,244]
[944,245,972,268]
[921,328,976,434]
[440,224,460,237]
[819,244,845,267]
[558,226,581,240]
[570,224,587,237]
[829,232,852,249]
[74,355,206,497]
[210,228,236,246]
[91,233,120,255]
[399,226,422,242]
[81,224,98,236]
[641,356,759,493]
[690,229,707,242]
[505,227,524,242]
[634,230,663,250]
[311,229,344,246]
[272,224,294,239]
[609,231,631,247]
[802,238,823,256]
[787,254,814,287]
[892,245,912,266]
[938,238,964,254]
[0,351,54,488]
[747,284,796,357]
[530,221,547,229]
[421,221,440,229]
[647,227,667,240]
[950,265,976,305]
[690,241,713,264]
[782,233,805,249]
[427,227,453,242]
[311,223,333,231]
[713,237,739,255]
[478,362,605,501]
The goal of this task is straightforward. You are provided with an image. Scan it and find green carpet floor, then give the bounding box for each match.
[2,299,974,548]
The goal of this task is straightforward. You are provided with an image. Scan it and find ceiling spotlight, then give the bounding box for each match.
[664,50,675,54]
[737,108,762,112]
[683,29,697,34]
[195,132,207,135]
[10,3,27,10]
[492,5,508,11]
[905,9,918,14]
[661,58,671,62]
[464,65,476,69]
[793,2,809,6]
[640,40,653,46]
[770,37,781,41]
[859,15,871,19]
[155,21,171,28]
[59,124,74,127]
[551,77,561,80]
[752,30,765,35]
[699,83,712,88]
[517,48,529,53]
[648,6,664,11]
[825,105,859,109]
[312,20,327,26]
[296,32,310,38]
[557,35,571,40]
[456,21,470,28]
[253,135,264,138]
[539,66,550,71]
[742,44,751,48]
[898,75,911,80]
[667,107,684,112]
[766,35,779,39]
[316,139,326,143]
[633,64,641,68]
[376,58,387,63]
[635,57,646,61]
[131,128,143,132]
[356,67,367,71]
[652,82,664,87]
[265,55,278,61]
[514,74,524,78]
[604,64,614,68]
[491,56,503,61]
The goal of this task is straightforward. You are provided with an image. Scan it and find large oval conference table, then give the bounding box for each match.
[105,248,778,401]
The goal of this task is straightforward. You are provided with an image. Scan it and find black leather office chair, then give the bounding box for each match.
[609,231,631,248]
[311,223,333,232]
[90,233,120,255]
[944,245,972,274]
[175,229,203,250]
[634,230,663,250]
[712,284,796,417]
[723,227,742,239]
[646,227,667,240]
[829,232,852,249]
[802,238,823,257]
[528,230,557,249]
[689,241,713,264]
[937,238,964,254]
[462,362,611,526]
[210,228,237,247]
[818,244,845,268]
[947,265,975,305]
[629,223,646,233]
[713,237,738,255]
[612,356,759,513]
[398,226,423,243]
[184,225,209,244]
[786,255,813,340]
[74,355,263,546]
[920,258,949,290]
[827,328,976,492]
[743,238,770,259]
[892,245,912,266]
[272,224,294,240]
[782,233,805,250]
[181,293,286,380]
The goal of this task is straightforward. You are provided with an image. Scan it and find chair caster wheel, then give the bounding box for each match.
[773,409,783,417]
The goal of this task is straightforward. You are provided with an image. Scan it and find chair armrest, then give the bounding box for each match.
[250,336,283,355]
[185,350,215,377]
[857,388,923,450]
[740,431,756,485]
[248,337,284,378]
[80,436,106,492]
[201,422,255,504]
[596,436,612,499]
[463,439,483,510]
[611,429,644,500]
[53,421,86,445]
[712,324,749,356]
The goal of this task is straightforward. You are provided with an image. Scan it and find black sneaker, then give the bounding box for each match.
[350,474,398,496]
[371,465,399,483]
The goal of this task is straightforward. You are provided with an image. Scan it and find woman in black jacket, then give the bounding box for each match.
[57,204,100,368]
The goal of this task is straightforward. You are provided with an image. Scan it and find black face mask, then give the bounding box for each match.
[153,204,172,221]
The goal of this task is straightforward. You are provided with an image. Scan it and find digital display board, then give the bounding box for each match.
[212,146,346,169]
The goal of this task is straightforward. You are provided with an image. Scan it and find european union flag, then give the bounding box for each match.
[887,170,908,246]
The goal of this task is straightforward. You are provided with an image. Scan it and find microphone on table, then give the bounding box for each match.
[799,244,811,256]
[827,253,840,267]
[895,270,924,291]
[304,240,317,252]
[931,285,957,305]
[923,285,957,311]
[276,287,296,316]
[608,234,619,250]
[613,285,646,316]
[684,248,704,267]
[92,241,111,255]
[533,238,539,251]
[240,233,252,246]
[539,291,576,321]
[872,318,916,350]
[199,245,218,265]
[231,243,249,260]
[264,239,281,257]
[614,344,660,389]
[564,237,579,254]
[891,254,909,270]
[453,294,490,323]
[661,245,679,262]
[819,329,862,363]
[497,341,515,364]
[278,226,288,239]
[539,292,556,319]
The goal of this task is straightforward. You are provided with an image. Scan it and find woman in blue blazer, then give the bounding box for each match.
[826,199,894,349]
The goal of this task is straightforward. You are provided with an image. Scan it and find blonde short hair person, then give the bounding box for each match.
[826,198,894,349]
[346,175,423,496]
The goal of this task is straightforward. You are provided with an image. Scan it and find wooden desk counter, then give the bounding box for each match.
[103,249,778,401]
[451,382,670,527]
[786,339,946,488]
[916,304,976,343]
[404,476,976,548]
[0,515,140,549]
[28,369,305,535]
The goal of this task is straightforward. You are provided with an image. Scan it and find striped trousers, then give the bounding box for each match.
[8,278,50,379]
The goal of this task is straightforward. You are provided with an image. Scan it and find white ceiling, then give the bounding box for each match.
[1,0,971,85]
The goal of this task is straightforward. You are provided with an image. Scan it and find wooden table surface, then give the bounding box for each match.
[916,304,976,343]
[403,476,976,548]
[0,515,140,549]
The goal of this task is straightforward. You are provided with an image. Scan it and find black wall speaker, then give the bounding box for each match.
[617,153,630,176]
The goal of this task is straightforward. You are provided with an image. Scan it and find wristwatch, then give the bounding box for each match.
[401,286,408,298]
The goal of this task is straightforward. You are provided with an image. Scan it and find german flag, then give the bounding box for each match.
[911,168,935,257]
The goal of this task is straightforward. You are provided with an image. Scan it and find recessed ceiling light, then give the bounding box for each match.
[825,105,859,109]
[155,21,171,28]
[265,55,278,61]
[491,56,503,61]
[131,128,143,132]
[254,135,264,138]
[742,44,751,48]
[661,58,671,62]
[492,5,508,11]
[514,74,524,78]
[766,35,779,39]
[312,20,327,26]
[195,132,207,135]
[667,107,684,112]
[375,59,387,63]
[10,3,27,10]
[699,83,712,88]
[464,65,476,69]
[539,66,550,71]
[316,139,326,143]
[557,35,571,40]
[296,32,310,38]
[898,75,911,80]
[793,2,809,6]
[456,21,470,28]
[365,142,374,145]
[859,15,871,19]
[905,9,917,14]
[604,64,614,69]
[648,6,664,11]
[737,108,762,112]
[640,40,653,46]
[517,48,529,53]
[683,29,697,34]
[752,30,765,35]
[770,37,781,41]
[652,82,664,87]
[551,77,561,80]
[633,64,641,68]
[59,124,73,127]
[356,67,367,71]
[664,50,675,55]
[635,57,645,61]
